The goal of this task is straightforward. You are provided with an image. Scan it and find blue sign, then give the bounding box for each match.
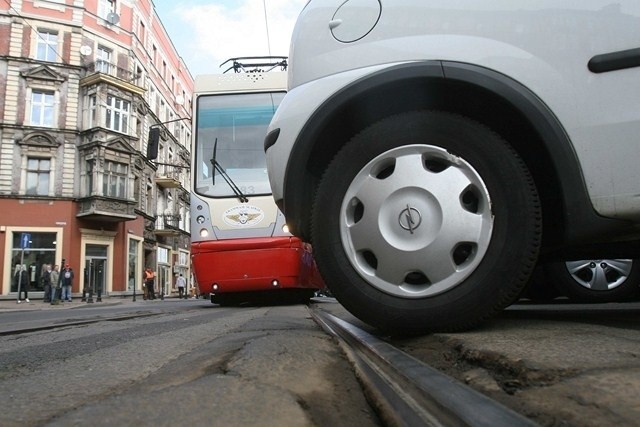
[21,233,31,249]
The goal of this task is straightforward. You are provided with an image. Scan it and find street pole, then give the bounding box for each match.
[87,261,94,303]
[96,263,102,302]
[16,233,30,303]
[16,249,25,303]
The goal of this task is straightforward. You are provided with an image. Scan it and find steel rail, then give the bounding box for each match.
[311,309,538,427]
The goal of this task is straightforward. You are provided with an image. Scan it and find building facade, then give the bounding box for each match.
[0,0,193,299]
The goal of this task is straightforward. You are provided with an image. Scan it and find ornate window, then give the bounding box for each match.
[17,133,59,197]
[89,95,97,127]
[105,95,130,133]
[103,160,128,198]
[36,30,58,62]
[146,178,154,213]
[89,94,132,133]
[178,202,187,231]
[26,157,51,196]
[85,160,95,196]
[98,0,115,20]
[30,90,55,127]
[179,250,188,266]
[97,46,112,74]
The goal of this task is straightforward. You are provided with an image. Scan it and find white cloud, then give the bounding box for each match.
[170,0,307,75]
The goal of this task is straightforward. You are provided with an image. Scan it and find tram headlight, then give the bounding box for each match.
[196,215,206,224]
[199,228,209,237]
[282,224,289,233]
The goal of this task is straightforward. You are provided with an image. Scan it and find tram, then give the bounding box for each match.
[190,57,323,304]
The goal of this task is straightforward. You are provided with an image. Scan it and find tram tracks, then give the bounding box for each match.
[311,309,537,427]
[0,311,161,336]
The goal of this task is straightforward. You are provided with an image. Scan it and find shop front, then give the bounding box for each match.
[5,227,63,298]
[2,218,179,300]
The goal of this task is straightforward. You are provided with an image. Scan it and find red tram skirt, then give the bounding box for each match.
[191,236,323,295]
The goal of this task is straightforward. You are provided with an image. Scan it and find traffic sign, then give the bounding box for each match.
[21,233,31,249]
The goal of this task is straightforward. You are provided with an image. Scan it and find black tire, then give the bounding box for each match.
[546,259,640,303]
[211,293,233,306]
[520,264,562,303]
[311,111,541,334]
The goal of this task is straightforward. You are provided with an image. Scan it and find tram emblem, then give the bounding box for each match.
[223,205,265,227]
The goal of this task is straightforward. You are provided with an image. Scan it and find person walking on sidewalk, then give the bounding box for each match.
[50,264,60,305]
[176,273,186,299]
[142,271,148,300]
[61,264,74,302]
[14,264,29,303]
[42,264,52,303]
[144,268,156,300]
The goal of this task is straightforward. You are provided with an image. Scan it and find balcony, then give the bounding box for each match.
[80,60,144,95]
[85,60,137,82]
[156,164,185,189]
[155,214,182,236]
[77,196,137,222]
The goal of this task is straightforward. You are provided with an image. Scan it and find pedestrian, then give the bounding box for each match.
[176,273,186,299]
[50,264,60,305]
[14,264,29,303]
[142,271,148,300]
[42,264,52,303]
[144,268,156,300]
[191,283,200,299]
[61,264,74,302]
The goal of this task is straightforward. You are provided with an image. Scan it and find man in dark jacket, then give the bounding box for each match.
[42,264,52,303]
[61,264,74,302]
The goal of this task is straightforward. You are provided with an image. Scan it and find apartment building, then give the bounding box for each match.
[0,0,193,299]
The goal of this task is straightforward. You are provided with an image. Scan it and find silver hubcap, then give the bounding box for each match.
[565,259,633,291]
[340,145,494,298]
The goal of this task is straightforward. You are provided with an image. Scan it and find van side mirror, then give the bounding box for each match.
[147,127,160,160]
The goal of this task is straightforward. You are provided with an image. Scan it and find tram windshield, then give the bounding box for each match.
[194,92,285,198]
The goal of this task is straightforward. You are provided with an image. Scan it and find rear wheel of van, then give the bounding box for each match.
[546,259,640,303]
[311,111,542,334]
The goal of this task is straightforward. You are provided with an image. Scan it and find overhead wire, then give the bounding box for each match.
[262,0,272,56]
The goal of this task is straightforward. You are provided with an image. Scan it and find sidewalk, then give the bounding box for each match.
[0,295,194,312]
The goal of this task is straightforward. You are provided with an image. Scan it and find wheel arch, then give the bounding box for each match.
[284,61,632,250]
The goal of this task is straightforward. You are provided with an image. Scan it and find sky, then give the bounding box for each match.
[153,0,308,77]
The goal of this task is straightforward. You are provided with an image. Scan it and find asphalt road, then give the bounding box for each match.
[0,299,380,427]
[1,298,639,426]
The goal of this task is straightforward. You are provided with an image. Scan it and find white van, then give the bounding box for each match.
[265,1,640,333]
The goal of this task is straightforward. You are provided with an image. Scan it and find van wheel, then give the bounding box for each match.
[546,259,640,303]
[311,111,541,333]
